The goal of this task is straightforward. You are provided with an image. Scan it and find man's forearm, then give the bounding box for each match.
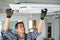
[3,18,10,31]
[38,19,44,33]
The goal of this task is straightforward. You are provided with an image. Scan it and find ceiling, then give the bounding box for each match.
[0,0,60,14]
[0,0,60,4]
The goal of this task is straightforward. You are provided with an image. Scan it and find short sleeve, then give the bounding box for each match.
[28,30,40,40]
[1,29,16,40]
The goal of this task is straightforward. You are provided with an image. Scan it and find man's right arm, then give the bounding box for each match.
[1,9,17,40]
[3,9,13,31]
[3,18,10,31]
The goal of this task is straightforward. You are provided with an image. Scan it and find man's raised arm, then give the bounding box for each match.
[38,9,48,33]
[3,9,13,31]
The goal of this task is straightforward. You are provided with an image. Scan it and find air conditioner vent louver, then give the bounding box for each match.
[19,6,27,8]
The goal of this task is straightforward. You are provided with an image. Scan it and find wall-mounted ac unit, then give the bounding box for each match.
[9,3,60,14]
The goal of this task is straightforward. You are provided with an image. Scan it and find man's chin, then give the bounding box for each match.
[20,32,25,34]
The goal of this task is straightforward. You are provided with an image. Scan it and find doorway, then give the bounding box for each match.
[47,23,51,38]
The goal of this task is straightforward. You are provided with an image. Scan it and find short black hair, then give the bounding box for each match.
[15,22,24,29]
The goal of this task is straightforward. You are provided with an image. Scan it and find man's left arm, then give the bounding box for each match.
[38,8,47,34]
[29,9,48,40]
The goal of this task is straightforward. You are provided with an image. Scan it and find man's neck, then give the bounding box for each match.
[19,33,25,38]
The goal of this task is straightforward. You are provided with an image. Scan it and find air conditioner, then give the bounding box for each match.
[9,3,60,14]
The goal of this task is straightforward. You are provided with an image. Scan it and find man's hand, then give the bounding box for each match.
[40,8,47,20]
[6,9,14,18]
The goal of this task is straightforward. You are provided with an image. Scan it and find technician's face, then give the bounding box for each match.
[16,24,25,34]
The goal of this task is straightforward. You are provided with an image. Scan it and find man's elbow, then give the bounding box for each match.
[37,30,42,34]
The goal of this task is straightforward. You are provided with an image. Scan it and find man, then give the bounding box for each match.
[1,8,47,40]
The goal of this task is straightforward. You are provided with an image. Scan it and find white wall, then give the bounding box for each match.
[45,16,60,40]
[59,18,60,40]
